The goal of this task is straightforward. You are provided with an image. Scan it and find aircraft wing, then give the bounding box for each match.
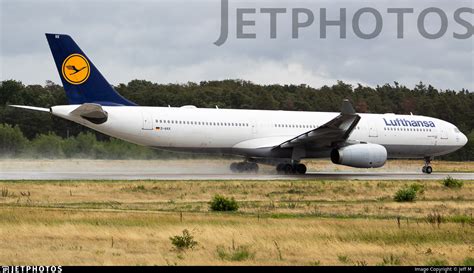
[278,99,360,149]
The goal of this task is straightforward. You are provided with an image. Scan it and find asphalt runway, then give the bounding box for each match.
[0,171,472,180]
[1,159,473,180]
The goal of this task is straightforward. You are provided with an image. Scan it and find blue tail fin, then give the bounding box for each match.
[45,33,136,106]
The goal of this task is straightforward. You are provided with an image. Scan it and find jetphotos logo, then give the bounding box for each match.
[1,266,62,273]
[214,0,473,46]
[61,53,90,85]
[383,118,436,128]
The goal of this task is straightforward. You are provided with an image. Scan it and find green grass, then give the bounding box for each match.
[216,245,255,261]
[379,254,401,266]
[337,229,471,244]
[337,255,351,264]
[462,257,474,266]
[442,176,464,188]
[426,259,449,266]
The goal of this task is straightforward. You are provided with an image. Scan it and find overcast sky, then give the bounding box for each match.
[1,0,473,90]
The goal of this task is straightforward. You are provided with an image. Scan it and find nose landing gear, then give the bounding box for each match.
[422,157,433,174]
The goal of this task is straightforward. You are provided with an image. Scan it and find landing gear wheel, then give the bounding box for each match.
[283,164,294,174]
[230,162,238,172]
[276,163,285,174]
[295,164,307,175]
[422,157,433,174]
[249,162,259,173]
[237,162,246,172]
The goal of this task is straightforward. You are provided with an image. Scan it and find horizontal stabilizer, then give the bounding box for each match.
[70,103,108,124]
[9,105,50,112]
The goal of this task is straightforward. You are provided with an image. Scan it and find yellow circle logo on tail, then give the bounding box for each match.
[61,54,90,85]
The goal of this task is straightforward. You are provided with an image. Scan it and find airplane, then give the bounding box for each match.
[10,33,468,175]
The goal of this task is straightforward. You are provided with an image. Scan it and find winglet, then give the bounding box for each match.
[341,99,356,115]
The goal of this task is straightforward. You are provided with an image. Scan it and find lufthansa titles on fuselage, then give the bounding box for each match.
[383,118,435,128]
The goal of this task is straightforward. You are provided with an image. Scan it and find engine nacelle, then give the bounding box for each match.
[331,143,387,168]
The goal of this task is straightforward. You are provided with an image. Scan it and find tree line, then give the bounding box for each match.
[0,79,472,160]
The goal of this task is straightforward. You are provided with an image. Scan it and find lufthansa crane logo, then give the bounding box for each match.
[61,54,90,85]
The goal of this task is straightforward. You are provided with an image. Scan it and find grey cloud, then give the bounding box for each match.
[1,0,472,91]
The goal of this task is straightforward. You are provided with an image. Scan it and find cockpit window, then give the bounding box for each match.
[454,127,461,133]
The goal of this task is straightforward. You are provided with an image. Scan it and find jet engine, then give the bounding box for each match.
[331,143,387,168]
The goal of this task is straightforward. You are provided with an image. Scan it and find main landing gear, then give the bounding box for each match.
[230,162,259,173]
[422,157,433,174]
[276,163,307,175]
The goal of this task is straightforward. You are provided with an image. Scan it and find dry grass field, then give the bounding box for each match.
[0,177,473,265]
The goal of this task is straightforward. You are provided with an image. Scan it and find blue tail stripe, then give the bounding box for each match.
[45,33,136,106]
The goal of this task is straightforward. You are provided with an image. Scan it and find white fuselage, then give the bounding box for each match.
[51,105,467,160]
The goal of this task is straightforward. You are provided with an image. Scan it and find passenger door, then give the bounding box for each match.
[440,128,448,139]
[142,111,153,130]
[369,123,378,137]
[251,122,258,135]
